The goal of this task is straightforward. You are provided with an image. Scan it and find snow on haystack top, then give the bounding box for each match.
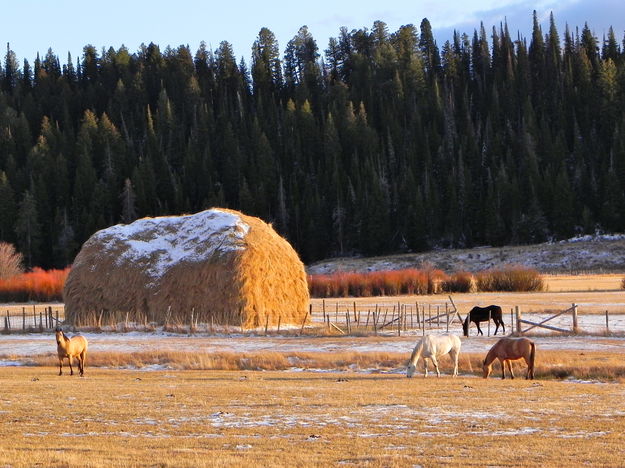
[88,209,250,280]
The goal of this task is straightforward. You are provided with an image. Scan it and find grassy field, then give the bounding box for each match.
[1,273,624,466]
[1,367,624,467]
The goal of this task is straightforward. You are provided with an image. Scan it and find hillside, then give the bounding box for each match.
[306,235,625,275]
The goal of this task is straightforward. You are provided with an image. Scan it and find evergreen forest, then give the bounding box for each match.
[1,11,625,268]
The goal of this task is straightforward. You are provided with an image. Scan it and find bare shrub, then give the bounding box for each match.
[0,243,23,280]
[476,265,545,292]
[441,271,475,293]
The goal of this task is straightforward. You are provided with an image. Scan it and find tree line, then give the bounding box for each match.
[1,11,625,268]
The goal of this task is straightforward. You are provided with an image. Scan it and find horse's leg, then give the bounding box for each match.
[476,322,483,335]
[68,356,74,376]
[499,359,506,379]
[450,351,459,377]
[58,358,63,376]
[80,351,86,376]
[431,356,441,377]
[507,360,515,379]
[423,358,428,377]
[494,322,500,335]
[500,320,506,335]
[523,356,533,379]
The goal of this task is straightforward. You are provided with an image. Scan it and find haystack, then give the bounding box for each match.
[63,208,310,328]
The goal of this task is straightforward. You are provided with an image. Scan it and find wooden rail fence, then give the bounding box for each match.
[2,306,61,333]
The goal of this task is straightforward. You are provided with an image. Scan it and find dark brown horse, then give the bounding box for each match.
[462,305,505,336]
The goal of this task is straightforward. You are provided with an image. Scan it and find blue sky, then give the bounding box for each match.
[3,0,625,64]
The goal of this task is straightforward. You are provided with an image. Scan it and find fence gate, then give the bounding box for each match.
[516,304,579,334]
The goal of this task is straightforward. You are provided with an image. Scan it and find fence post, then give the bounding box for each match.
[510,308,514,333]
[23,310,26,330]
[515,306,522,334]
[572,304,578,333]
[299,307,310,336]
[488,310,491,336]
[373,311,378,335]
[428,305,432,328]
[605,310,609,333]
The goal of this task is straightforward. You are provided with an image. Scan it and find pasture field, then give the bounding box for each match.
[1,367,625,467]
[544,273,623,292]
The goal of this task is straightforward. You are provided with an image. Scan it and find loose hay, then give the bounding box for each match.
[64,208,309,328]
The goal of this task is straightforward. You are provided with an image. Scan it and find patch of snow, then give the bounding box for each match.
[557,431,608,438]
[88,209,250,281]
[0,359,31,367]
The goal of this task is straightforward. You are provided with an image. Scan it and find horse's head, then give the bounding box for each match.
[406,364,416,378]
[482,359,492,379]
[462,319,469,337]
[55,328,66,345]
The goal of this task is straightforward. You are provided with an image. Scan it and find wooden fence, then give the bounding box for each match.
[2,306,62,333]
[309,298,464,336]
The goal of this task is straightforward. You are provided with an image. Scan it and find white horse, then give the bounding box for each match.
[406,334,462,378]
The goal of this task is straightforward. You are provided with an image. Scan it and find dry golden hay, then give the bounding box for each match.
[63,208,309,328]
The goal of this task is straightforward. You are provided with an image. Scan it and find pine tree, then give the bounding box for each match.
[15,190,41,268]
[119,178,137,223]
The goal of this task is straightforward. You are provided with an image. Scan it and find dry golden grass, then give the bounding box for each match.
[1,367,624,467]
[18,347,625,382]
[312,287,625,315]
[544,273,624,292]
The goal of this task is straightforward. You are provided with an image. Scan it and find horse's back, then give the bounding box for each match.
[71,335,88,352]
[496,337,532,357]
[427,334,461,355]
[470,305,501,317]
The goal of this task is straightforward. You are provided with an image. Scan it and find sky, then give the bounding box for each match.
[2,0,625,65]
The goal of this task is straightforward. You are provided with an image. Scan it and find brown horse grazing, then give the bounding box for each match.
[482,337,535,380]
[463,305,505,336]
[55,329,88,377]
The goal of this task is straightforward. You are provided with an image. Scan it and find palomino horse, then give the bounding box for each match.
[406,334,462,378]
[55,328,88,377]
[463,305,505,336]
[482,337,535,380]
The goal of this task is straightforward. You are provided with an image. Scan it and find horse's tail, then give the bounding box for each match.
[528,341,536,379]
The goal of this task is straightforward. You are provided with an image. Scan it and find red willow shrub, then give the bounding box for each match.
[441,271,474,293]
[475,266,544,292]
[308,265,544,297]
[308,268,447,298]
[0,267,70,302]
